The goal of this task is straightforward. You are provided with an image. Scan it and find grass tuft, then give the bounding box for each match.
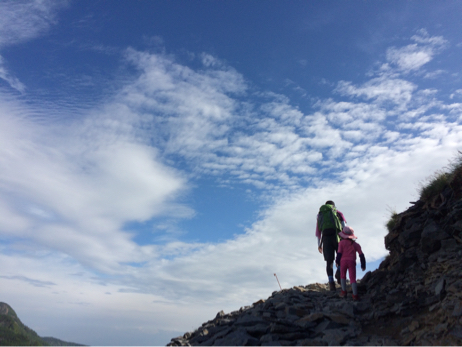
[385,207,399,233]
[418,151,462,201]
[419,170,449,201]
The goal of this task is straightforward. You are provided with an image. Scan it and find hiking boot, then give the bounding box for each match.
[335,268,341,285]
[339,290,347,298]
[329,281,336,291]
[352,294,359,301]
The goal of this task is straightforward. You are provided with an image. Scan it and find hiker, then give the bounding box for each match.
[315,200,347,291]
[335,226,366,301]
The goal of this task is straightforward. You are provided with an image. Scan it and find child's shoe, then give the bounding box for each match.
[352,294,359,301]
[339,290,347,298]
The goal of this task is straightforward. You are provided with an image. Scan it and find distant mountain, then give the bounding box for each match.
[41,336,84,346]
[0,302,84,346]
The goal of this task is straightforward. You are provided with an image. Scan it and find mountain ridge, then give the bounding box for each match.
[168,158,462,346]
[0,302,84,346]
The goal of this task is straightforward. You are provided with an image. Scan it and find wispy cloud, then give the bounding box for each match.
[0,56,25,92]
[384,29,448,73]
[97,31,457,196]
[0,275,56,288]
[336,77,416,108]
[0,0,67,92]
[450,89,462,99]
[0,96,190,273]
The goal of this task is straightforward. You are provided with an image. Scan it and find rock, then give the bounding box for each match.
[408,320,419,332]
[420,222,450,254]
[435,277,446,297]
[322,329,347,346]
[285,306,309,317]
[245,323,269,336]
[269,323,299,334]
[324,313,350,325]
[314,319,345,333]
[235,315,266,326]
[386,290,406,304]
[449,325,462,340]
[300,312,324,322]
[294,318,317,330]
[453,302,462,317]
[293,286,306,292]
[398,224,422,247]
[296,338,327,346]
[214,329,259,346]
[259,334,278,344]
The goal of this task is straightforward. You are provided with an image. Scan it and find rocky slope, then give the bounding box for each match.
[168,169,462,346]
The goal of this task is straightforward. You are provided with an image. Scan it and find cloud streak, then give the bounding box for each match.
[0,0,66,47]
[0,0,67,91]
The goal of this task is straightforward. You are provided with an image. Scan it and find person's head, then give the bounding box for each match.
[325,200,335,206]
[339,226,357,240]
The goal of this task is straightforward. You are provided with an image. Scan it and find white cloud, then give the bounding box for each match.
[0,97,190,273]
[424,69,446,79]
[121,48,245,159]
[321,100,388,122]
[386,44,433,71]
[336,77,416,107]
[0,1,67,91]
[0,55,26,92]
[118,51,355,190]
[201,52,221,67]
[111,43,456,194]
[385,29,447,73]
[411,29,447,46]
[450,89,462,99]
[0,0,66,48]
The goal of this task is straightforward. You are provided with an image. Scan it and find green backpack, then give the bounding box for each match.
[318,204,342,233]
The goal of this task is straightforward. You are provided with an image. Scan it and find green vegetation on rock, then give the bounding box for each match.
[0,302,47,346]
[0,302,84,346]
[419,151,462,201]
[41,336,85,346]
[385,207,399,233]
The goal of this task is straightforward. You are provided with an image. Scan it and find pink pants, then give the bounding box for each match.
[340,259,357,283]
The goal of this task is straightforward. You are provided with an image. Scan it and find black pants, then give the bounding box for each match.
[322,228,338,277]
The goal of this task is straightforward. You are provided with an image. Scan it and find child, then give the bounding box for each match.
[335,226,366,300]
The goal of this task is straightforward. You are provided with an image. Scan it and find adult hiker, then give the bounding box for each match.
[315,200,346,291]
[335,226,366,300]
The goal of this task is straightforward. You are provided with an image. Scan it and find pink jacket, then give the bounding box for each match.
[337,239,363,262]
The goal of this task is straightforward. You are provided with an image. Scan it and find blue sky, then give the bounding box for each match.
[1,1,462,345]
